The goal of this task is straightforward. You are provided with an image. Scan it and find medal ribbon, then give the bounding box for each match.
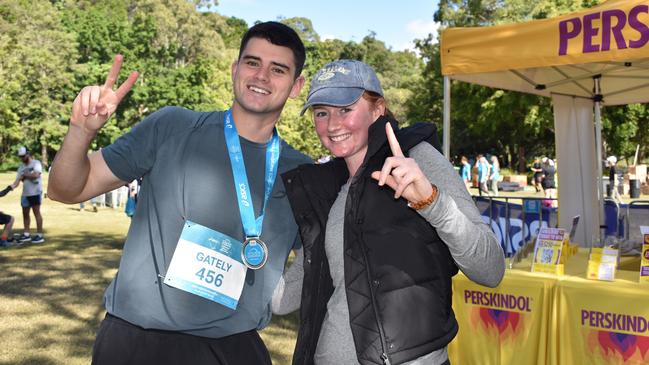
[224,109,280,239]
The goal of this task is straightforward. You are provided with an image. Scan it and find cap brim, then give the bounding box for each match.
[300,87,364,116]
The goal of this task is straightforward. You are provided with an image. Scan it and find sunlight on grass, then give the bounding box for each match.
[0,172,298,365]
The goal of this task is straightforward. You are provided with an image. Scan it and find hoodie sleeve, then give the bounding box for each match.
[409,142,505,287]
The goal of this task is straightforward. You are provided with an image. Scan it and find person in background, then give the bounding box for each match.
[0,185,15,247]
[460,155,471,191]
[530,158,544,193]
[10,147,45,244]
[477,155,490,196]
[124,179,140,218]
[0,212,13,247]
[128,179,140,202]
[606,155,622,203]
[489,155,500,197]
[47,21,309,365]
[275,59,504,365]
[541,157,557,208]
[80,197,99,212]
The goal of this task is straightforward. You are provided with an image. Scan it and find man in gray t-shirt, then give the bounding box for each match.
[10,147,45,244]
[48,21,308,365]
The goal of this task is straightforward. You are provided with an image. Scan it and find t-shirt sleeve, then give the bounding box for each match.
[101,106,186,182]
[33,161,43,174]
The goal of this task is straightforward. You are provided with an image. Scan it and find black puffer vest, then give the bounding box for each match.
[282,117,459,365]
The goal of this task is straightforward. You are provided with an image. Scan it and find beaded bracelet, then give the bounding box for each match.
[407,184,438,210]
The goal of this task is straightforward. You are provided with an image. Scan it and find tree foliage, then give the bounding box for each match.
[420,0,647,170]
[0,0,645,169]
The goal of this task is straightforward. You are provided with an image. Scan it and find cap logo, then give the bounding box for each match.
[318,72,335,81]
[317,65,350,81]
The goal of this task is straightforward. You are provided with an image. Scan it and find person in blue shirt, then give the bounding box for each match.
[477,155,490,196]
[48,21,309,365]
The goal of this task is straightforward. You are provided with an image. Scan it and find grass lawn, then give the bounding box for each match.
[0,171,645,364]
[0,172,298,365]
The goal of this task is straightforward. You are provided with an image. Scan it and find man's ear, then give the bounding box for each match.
[289,75,305,99]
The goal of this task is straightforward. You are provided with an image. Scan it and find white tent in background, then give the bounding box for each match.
[440,0,649,246]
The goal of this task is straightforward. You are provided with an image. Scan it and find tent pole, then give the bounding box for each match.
[594,77,604,242]
[443,76,451,159]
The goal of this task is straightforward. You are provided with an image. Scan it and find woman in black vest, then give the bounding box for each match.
[274,60,505,365]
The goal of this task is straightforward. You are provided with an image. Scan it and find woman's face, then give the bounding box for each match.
[312,96,383,163]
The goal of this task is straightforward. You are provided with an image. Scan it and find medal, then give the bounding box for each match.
[242,237,268,269]
[224,109,280,270]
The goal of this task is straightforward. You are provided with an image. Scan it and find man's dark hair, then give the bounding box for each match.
[238,21,306,78]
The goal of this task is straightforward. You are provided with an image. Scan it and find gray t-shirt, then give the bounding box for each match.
[102,106,310,338]
[16,159,43,196]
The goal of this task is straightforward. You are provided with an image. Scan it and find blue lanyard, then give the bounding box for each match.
[224,109,281,239]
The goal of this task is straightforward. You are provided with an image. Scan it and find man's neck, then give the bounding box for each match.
[230,104,280,143]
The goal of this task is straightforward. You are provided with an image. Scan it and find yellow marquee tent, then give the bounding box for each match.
[440,0,649,246]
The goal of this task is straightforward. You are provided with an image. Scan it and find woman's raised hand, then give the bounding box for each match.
[371,123,433,202]
[70,54,139,133]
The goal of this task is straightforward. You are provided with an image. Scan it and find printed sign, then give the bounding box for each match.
[532,227,565,275]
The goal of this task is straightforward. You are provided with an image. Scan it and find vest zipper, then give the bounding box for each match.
[359,231,391,365]
[351,164,391,365]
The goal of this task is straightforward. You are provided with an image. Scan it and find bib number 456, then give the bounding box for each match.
[195,268,223,287]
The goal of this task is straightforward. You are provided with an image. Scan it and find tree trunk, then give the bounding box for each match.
[518,145,526,173]
[41,143,48,170]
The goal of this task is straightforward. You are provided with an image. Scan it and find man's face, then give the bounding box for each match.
[20,155,29,164]
[231,38,304,116]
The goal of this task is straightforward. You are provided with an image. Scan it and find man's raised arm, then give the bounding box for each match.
[48,55,139,204]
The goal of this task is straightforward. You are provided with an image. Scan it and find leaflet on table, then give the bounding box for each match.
[164,221,247,310]
[561,232,578,261]
[531,227,565,275]
[564,215,580,257]
[587,247,619,281]
[640,226,649,284]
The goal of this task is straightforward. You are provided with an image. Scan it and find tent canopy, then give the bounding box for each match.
[441,0,649,105]
[439,0,649,247]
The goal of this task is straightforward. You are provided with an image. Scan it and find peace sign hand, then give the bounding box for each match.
[370,123,434,203]
[70,54,139,133]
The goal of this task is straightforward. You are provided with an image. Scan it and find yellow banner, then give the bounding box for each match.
[554,277,649,365]
[441,0,649,75]
[449,272,555,365]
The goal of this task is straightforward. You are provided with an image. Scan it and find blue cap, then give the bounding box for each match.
[300,60,383,115]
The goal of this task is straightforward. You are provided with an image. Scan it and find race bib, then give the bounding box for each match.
[164,221,246,310]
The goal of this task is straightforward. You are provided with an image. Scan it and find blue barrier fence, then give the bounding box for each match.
[473,196,557,257]
[473,196,648,257]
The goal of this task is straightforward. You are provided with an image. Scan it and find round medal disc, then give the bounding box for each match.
[242,237,268,270]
